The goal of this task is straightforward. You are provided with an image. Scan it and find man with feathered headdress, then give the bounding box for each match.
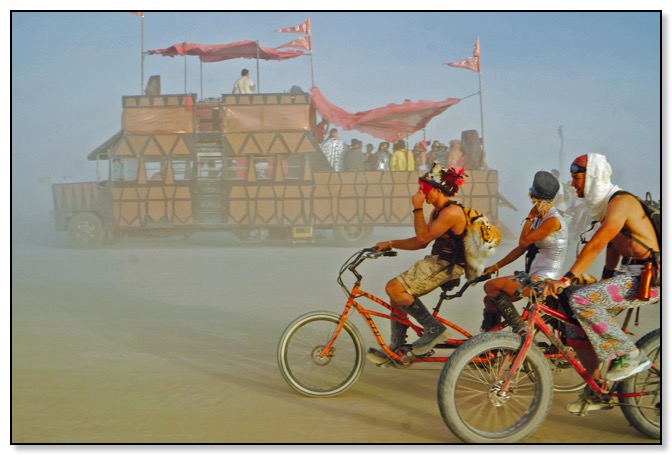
[543,153,660,414]
[367,163,468,365]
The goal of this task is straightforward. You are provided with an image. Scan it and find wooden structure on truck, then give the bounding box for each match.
[52,91,513,248]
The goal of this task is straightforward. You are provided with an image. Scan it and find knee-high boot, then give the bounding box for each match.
[481,308,501,332]
[366,311,409,365]
[489,293,526,333]
[405,298,449,355]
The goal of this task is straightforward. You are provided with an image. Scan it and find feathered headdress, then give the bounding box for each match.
[418,162,467,197]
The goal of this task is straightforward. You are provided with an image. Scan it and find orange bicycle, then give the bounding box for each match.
[277,248,584,397]
[437,271,660,442]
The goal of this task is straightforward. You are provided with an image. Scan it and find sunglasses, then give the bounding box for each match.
[570,163,587,174]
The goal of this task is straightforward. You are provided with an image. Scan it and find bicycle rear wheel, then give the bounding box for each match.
[535,314,584,393]
[437,332,554,443]
[618,328,661,439]
[547,349,585,392]
[277,311,365,397]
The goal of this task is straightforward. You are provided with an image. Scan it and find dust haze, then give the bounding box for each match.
[11,11,662,444]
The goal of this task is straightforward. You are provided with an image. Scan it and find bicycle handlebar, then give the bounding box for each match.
[336,247,399,294]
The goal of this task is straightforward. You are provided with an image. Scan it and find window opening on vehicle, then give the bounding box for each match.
[223,157,249,180]
[111,158,139,181]
[197,156,223,179]
[172,159,193,180]
[253,156,276,180]
[280,155,304,179]
[145,160,166,182]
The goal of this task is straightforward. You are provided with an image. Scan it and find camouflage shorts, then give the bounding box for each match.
[396,255,464,297]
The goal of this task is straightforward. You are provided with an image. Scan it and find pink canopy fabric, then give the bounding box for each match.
[310,87,460,142]
[147,40,305,62]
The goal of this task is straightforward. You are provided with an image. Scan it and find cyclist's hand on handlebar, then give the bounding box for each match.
[374,240,392,251]
[482,265,498,276]
[542,279,568,299]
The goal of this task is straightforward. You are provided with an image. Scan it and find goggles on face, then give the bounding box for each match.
[570,163,587,174]
[419,181,434,195]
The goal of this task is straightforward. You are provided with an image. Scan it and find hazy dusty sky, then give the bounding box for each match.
[6,3,667,452]
[8,6,665,225]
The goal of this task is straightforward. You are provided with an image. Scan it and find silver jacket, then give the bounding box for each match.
[530,207,568,280]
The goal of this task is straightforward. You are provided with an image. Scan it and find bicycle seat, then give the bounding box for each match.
[440,278,461,292]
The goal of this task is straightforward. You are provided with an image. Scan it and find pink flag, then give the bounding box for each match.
[445,37,480,73]
[276,36,311,51]
[130,12,144,17]
[275,17,311,35]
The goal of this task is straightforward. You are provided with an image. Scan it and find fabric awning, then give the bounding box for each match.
[310,87,460,142]
[147,40,305,62]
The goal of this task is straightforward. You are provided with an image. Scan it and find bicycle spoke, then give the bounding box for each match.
[279,312,364,397]
[438,332,554,442]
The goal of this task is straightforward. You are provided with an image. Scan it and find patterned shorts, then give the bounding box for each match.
[396,255,464,297]
[565,272,660,361]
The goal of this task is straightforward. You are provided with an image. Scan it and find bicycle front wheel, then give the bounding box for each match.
[277,311,365,397]
[618,328,661,439]
[437,332,554,443]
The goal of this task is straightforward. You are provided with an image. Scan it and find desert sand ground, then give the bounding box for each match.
[11,213,660,444]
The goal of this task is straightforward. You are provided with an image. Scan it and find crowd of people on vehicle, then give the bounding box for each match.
[318,126,480,173]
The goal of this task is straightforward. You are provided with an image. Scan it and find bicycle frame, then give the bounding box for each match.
[318,248,523,366]
[498,290,660,401]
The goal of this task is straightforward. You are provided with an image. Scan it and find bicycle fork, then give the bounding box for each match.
[318,292,359,358]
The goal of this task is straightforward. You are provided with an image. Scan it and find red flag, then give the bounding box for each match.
[276,36,311,51]
[130,12,144,17]
[275,17,311,35]
[445,37,480,73]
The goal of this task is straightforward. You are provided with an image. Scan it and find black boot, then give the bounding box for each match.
[405,298,449,355]
[490,293,526,333]
[480,309,501,332]
[366,312,408,365]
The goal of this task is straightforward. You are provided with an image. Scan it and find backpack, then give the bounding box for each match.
[612,191,661,253]
[636,192,661,249]
[458,203,502,279]
[611,190,661,286]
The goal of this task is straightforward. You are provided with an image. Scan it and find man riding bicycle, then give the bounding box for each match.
[367,165,468,364]
[543,153,660,413]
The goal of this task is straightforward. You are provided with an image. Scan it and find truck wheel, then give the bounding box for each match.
[67,212,105,248]
[333,225,373,246]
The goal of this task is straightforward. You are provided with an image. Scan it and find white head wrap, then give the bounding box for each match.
[583,153,621,222]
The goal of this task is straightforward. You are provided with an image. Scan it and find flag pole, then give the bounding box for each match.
[478,70,485,168]
[310,50,315,87]
[140,13,145,94]
[256,40,260,92]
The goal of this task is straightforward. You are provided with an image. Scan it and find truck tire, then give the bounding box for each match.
[67,212,105,248]
[333,225,373,246]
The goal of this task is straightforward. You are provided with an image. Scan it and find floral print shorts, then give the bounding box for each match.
[565,273,660,362]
